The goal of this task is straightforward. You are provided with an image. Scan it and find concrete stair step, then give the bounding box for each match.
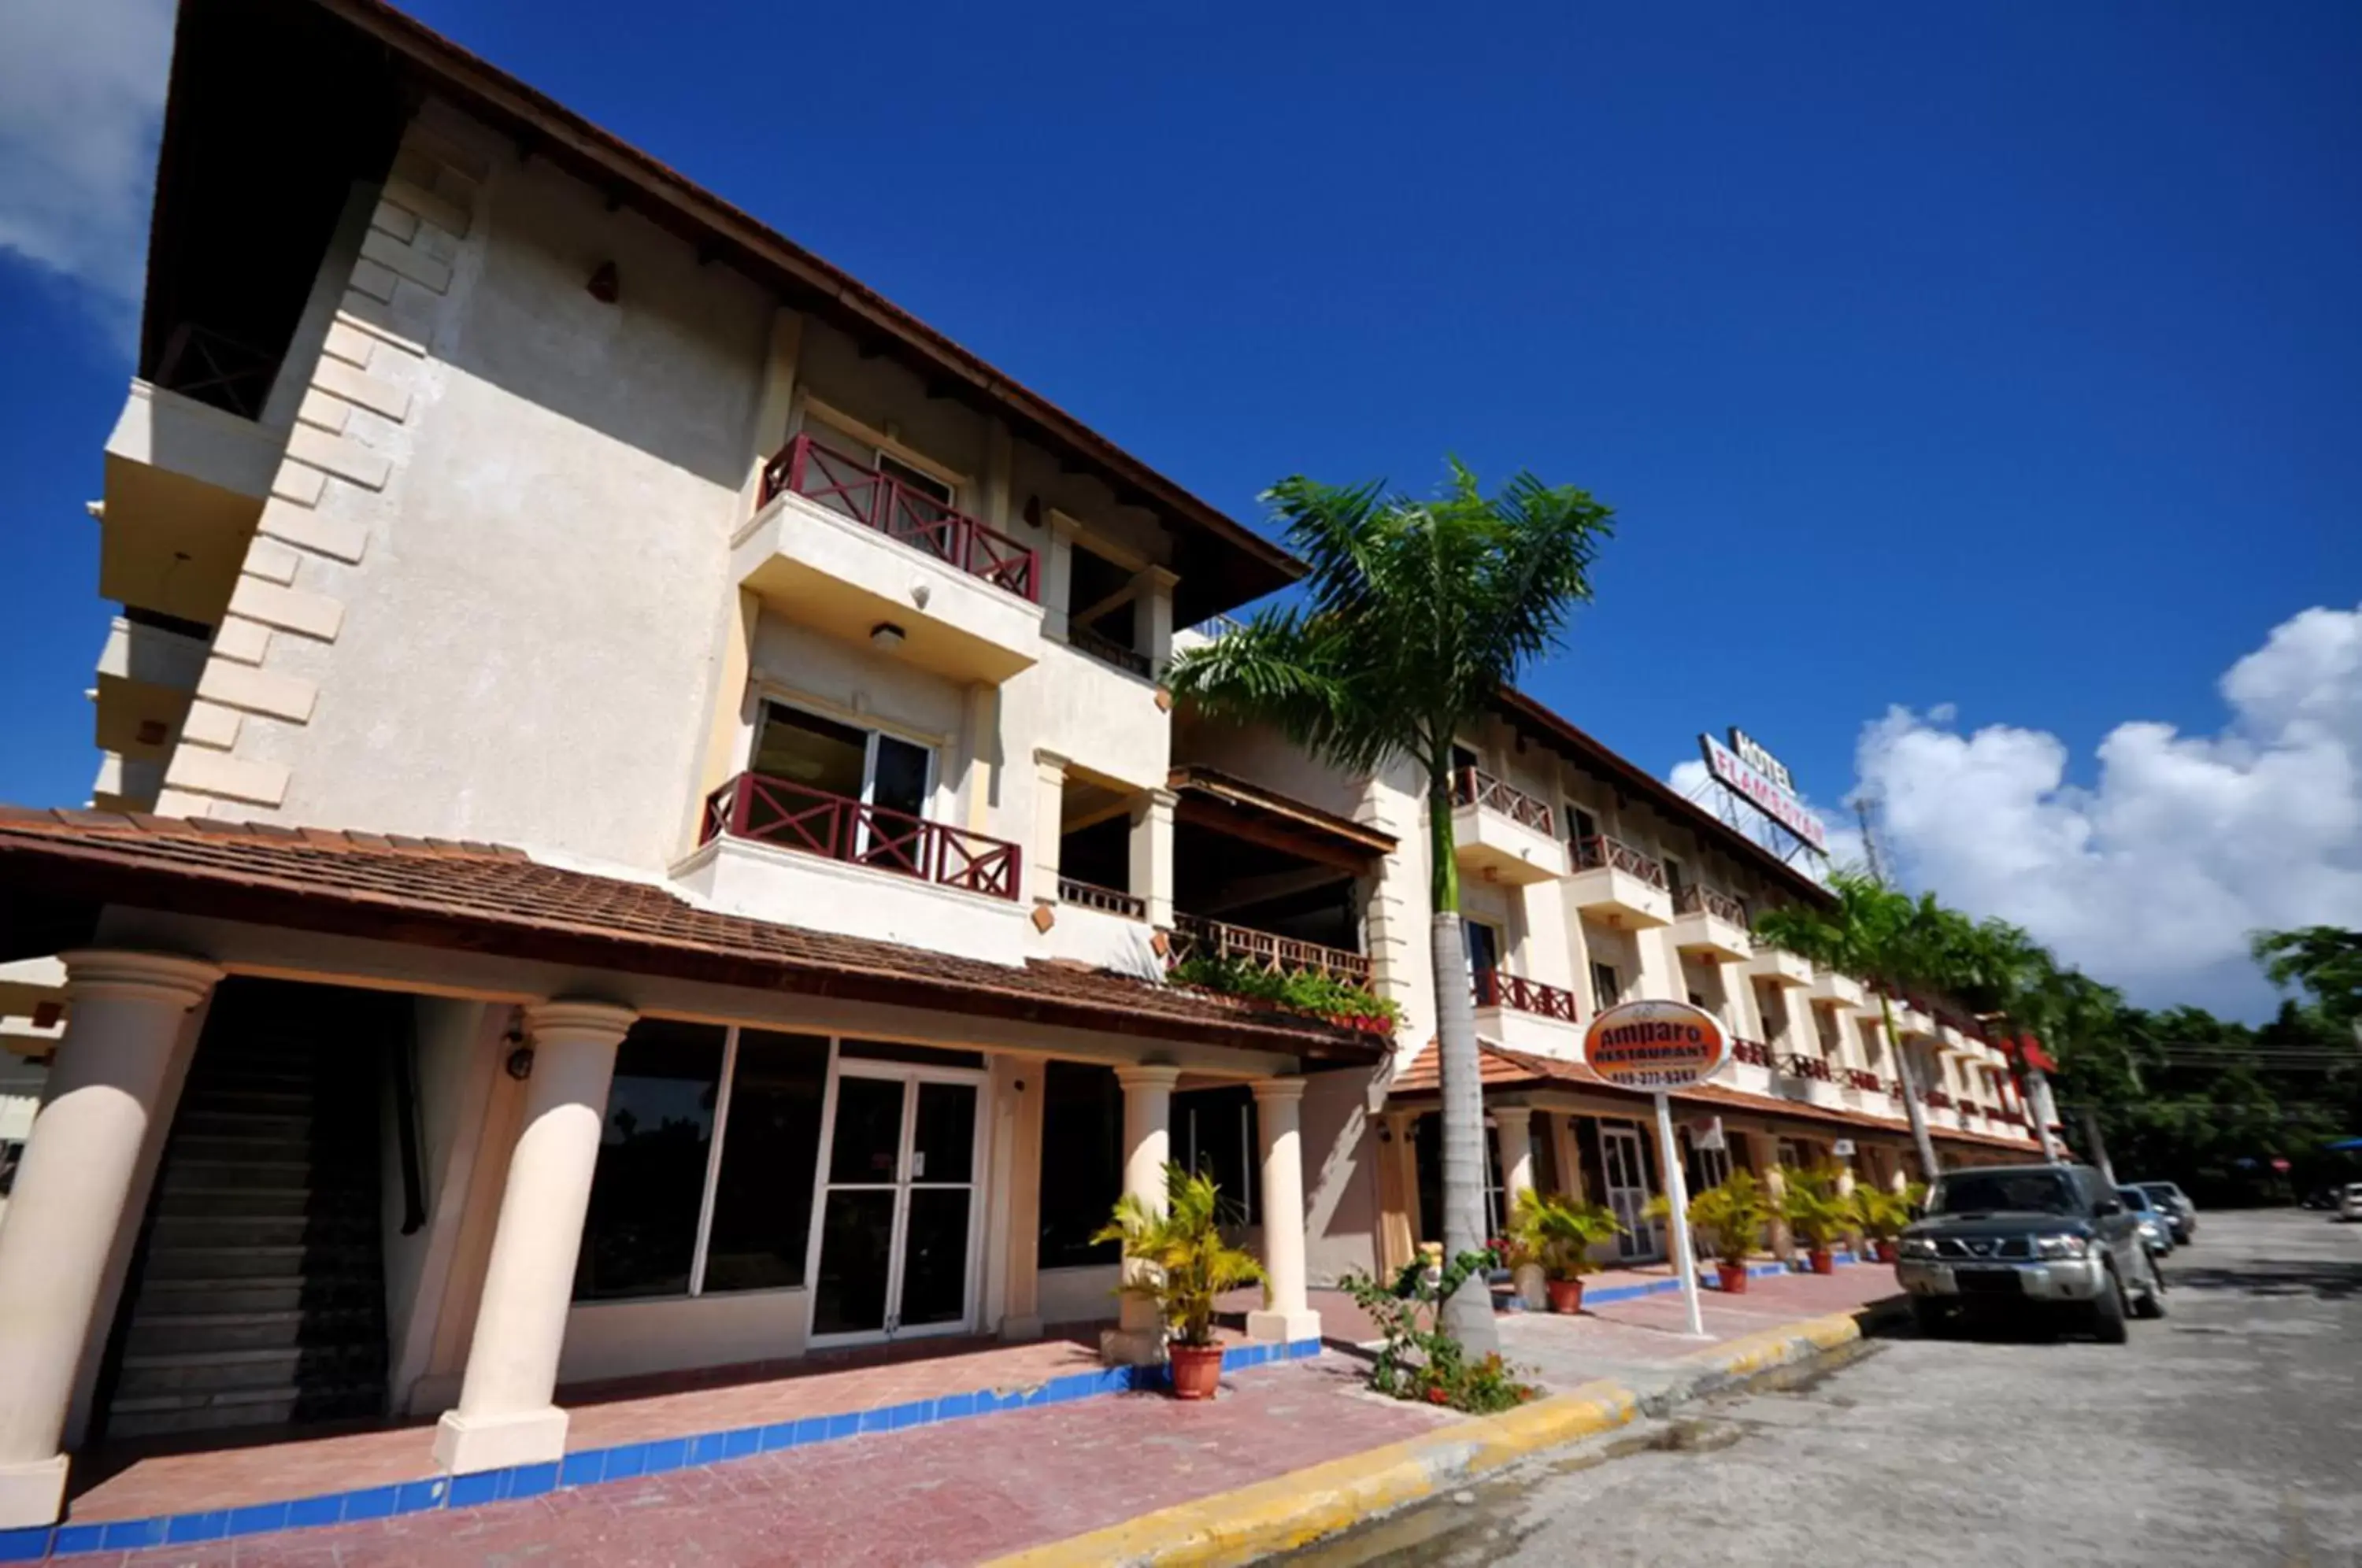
[150,1213,376,1250]
[168,1134,317,1165]
[125,1307,309,1357]
[184,1086,315,1113]
[142,1244,376,1281]
[176,1108,316,1137]
[115,1344,384,1398]
[106,1382,384,1440]
[153,1185,321,1219]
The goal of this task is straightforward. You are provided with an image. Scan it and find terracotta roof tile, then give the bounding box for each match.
[0,807,1383,1062]
[1388,1039,2042,1153]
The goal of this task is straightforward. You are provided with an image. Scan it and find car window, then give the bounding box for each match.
[1929,1170,2079,1215]
[2116,1188,2150,1211]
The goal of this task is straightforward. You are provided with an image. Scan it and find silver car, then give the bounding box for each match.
[2116,1185,2173,1256]
[1896,1163,2166,1343]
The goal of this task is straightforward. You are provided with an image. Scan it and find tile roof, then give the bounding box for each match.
[1388,1040,2042,1153]
[0,807,1383,1062]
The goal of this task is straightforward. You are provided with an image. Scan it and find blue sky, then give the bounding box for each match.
[3,0,2357,1014]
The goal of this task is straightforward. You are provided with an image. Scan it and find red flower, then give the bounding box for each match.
[1426,1386,1449,1404]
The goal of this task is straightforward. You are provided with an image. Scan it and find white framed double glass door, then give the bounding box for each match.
[1599,1122,1660,1262]
[805,1064,984,1345]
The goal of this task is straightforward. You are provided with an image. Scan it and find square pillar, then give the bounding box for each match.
[1132,564,1179,670]
[1492,1106,1535,1203]
[433,1000,634,1476]
[1750,1132,1793,1259]
[1373,1111,1417,1277]
[1549,1113,1584,1201]
[996,1061,1046,1341]
[1129,787,1177,930]
[1100,1063,1177,1366]
[1031,749,1068,907]
[1246,1078,1319,1343]
[0,952,220,1529]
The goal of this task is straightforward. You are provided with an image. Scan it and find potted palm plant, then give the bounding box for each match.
[1686,1170,1772,1293]
[1779,1166,1853,1274]
[1850,1182,1923,1263]
[1092,1162,1266,1400]
[1522,1192,1623,1313]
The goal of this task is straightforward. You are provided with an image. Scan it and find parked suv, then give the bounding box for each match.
[2134,1180,2197,1243]
[1894,1163,2165,1342]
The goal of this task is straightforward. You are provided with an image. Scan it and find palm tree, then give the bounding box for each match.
[1165,463,1615,1352]
[1947,915,2068,1161]
[1753,870,1959,1183]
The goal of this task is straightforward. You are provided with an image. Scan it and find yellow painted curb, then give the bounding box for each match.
[983,1302,1886,1568]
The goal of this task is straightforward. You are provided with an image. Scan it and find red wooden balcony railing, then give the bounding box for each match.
[1572,834,1669,890]
[702,772,1021,900]
[1068,623,1153,678]
[1845,1067,1883,1093]
[1058,877,1144,919]
[1168,913,1372,983]
[1921,1087,1955,1109]
[1778,1052,1835,1082]
[760,433,1040,601]
[1450,766,1555,834]
[1732,1038,1772,1067]
[1472,969,1583,1023]
[1883,1076,1908,1099]
[1673,884,1748,924]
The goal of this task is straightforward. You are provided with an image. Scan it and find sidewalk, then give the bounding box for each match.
[45,1263,1894,1566]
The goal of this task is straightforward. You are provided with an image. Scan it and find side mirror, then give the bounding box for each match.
[2095,1198,2123,1218]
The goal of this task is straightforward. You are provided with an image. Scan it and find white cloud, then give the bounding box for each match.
[1857,604,2362,1018]
[0,0,175,346]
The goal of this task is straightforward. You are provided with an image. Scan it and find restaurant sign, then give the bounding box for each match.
[1583,1000,1731,1090]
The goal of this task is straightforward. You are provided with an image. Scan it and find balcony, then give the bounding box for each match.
[1810,970,1866,1010]
[676,771,1031,966]
[1844,1067,1883,1093]
[1058,877,1146,920]
[91,614,211,812]
[735,434,1046,684]
[1449,767,1564,885]
[102,349,284,626]
[1777,1052,1835,1083]
[1670,884,1750,960]
[1565,834,1672,929]
[1732,1038,1772,1068]
[1168,913,1372,984]
[1471,968,1584,1056]
[1744,944,1814,987]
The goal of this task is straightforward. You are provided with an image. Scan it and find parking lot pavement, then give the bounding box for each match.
[1287,1207,2362,1567]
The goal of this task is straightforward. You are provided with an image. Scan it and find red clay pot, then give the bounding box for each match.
[1808,1248,1836,1276]
[1873,1240,1897,1264]
[1717,1262,1750,1294]
[1545,1278,1585,1315]
[1168,1343,1224,1400]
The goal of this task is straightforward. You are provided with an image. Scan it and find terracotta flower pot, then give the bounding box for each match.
[1873,1239,1897,1264]
[1167,1342,1224,1400]
[1808,1248,1836,1276]
[1545,1277,1585,1314]
[1716,1261,1750,1294]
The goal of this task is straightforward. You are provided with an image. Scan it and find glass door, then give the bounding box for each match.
[807,1064,983,1344]
[1599,1122,1658,1262]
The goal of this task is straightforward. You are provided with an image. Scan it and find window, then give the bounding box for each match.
[749,702,936,868]
[1663,856,1686,897]
[1452,745,1481,778]
[1464,918,1504,978]
[1566,805,1598,845]
[1038,1061,1124,1269]
[1175,1084,1259,1225]
[575,1022,831,1302]
[1590,961,1621,1011]
[879,452,953,507]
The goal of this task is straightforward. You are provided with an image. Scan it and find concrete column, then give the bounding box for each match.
[0,951,220,1528]
[1492,1106,1536,1204]
[1751,1131,1793,1259]
[1129,787,1178,930]
[1549,1113,1584,1201]
[1031,749,1067,907]
[1133,564,1179,668]
[1100,1063,1179,1366]
[1372,1111,1416,1276]
[1043,513,1079,642]
[433,1000,634,1476]
[996,1060,1046,1340]
[1246,1079,1319,1343]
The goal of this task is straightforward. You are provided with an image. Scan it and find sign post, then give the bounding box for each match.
[1583,1000,1734,1340]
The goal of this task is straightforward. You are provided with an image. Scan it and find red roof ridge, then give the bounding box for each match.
[0,804,528,860]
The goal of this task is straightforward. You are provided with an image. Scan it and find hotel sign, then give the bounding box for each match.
[1700,732,1828,854]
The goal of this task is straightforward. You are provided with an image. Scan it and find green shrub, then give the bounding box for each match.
[1340,1248,1540,1415]
[1169,954,1403,1030]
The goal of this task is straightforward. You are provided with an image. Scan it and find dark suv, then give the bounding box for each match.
[1894,1163,2165,1342]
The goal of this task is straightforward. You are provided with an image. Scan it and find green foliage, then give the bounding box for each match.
[2253,926,2362,1030]
[1778,1166,1854,1250]
[1686,1170,1774,1265]
[1340,1249,1540,1414]
[1849,1182,1923,1241]
[1167,953,1402,1029]
[1090,1163,1266,1348]
[1505,1189,1623,1280]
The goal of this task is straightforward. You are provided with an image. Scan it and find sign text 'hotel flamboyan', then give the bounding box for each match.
[1698,729,1828,854]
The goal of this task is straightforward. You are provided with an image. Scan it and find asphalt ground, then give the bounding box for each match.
[1287,1206,2362,1567]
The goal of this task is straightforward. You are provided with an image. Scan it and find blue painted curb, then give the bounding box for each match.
[0,1339,1324,1562]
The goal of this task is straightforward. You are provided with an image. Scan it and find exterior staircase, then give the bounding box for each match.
[101,980,394,1442]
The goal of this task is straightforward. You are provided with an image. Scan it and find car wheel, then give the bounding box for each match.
[1910,1297,1957,1338]
[2090,1265,2131,1343]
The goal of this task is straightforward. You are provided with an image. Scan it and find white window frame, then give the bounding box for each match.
[794,395,968,505]
[750,696,942,829]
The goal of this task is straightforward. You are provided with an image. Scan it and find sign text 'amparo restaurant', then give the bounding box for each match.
[1699,728,1828,854]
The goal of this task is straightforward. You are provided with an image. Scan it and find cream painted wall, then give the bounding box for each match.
[381,997,499,1412]
[216,123,773,871]
[558,1291,806,1385]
